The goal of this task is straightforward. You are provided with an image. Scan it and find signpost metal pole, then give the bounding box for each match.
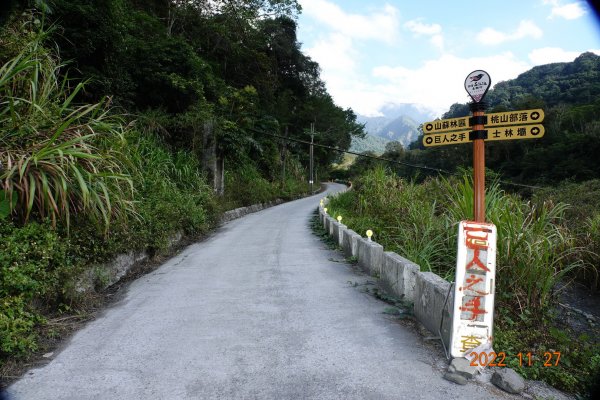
[471,104,486,222]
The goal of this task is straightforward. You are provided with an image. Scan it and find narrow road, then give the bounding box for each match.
[9,184,510,399]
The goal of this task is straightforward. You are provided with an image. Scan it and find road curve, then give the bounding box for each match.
[9,183,510,399]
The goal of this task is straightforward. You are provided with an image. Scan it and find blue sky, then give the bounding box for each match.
[296,0,600,117]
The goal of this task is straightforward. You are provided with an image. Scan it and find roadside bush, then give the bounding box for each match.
[0,221,71,356]
[125,131,218,253]
[325,166,450,277]
[223,158,309,210]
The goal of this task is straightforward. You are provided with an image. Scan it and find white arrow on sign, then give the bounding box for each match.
[465,70,491,103]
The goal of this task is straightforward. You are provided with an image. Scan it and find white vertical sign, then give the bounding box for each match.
[449,221,497,358]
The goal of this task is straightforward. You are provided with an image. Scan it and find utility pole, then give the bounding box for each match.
[281,125,288,185]
[309,122,314,194]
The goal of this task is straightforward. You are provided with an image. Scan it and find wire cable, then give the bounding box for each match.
[250,128,545,190]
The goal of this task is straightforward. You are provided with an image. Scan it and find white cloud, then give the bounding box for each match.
[296,52,531,117]
[544,0,587,19]
[529,47,600,64]
[367,53,531,116]
[477,20,543,45]
[404,19,444,50]
[299,0,400,44]
[300,0,403,115]
[404,20,441,36]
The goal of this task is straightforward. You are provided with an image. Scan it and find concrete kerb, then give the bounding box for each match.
[356,237,384,276]
[342,229,361,259]
[381,251,420,303]
[414,271,454,349]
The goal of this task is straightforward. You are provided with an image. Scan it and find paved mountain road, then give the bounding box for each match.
[9,183,511,399]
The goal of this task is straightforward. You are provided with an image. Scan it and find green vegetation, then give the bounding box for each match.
[533,180,600,289]
[325,167,599,395]
[1,1,363,370]
[350,135,389,155]
[1,2,598,397]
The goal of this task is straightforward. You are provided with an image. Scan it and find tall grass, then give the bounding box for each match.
[0,25,133,230]
[533,180,600,291]
[328,167,581,313]
[442,176,581,312]
[122,129,217,250]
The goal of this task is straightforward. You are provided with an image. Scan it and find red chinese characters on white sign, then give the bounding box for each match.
[450,221,497,358]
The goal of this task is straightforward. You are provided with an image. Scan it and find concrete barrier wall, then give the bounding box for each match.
[342,229,361,259]
[318,196,455,347]
[381,252,419,302]
[221,199,285,223]
[331,220,341,245]
[356,238,384,276]
[413,272,453,348]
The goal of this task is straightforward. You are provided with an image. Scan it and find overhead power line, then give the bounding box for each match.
[250,129,544,190]
[253,130,448,174]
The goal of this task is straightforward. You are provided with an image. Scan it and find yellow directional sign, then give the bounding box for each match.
[422,117,470,134]
[422,124,545,147]
[487,108,544,127]
[487,124,545,141]
[423,130,470,147]
[422,108,544,135]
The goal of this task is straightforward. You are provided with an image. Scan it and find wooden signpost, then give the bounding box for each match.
[420,70,546,359]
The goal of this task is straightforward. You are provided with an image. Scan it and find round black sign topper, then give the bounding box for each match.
[465,70,491,103]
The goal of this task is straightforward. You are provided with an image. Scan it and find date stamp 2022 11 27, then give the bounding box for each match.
[468,351,562,368]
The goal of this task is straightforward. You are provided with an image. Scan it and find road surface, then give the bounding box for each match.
[9,183,511,399]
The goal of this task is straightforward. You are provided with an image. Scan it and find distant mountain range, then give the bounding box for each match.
[352,103,436,153]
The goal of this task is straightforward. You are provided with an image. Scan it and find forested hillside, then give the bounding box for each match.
[14,0,363,177]
[0,0,363,373]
